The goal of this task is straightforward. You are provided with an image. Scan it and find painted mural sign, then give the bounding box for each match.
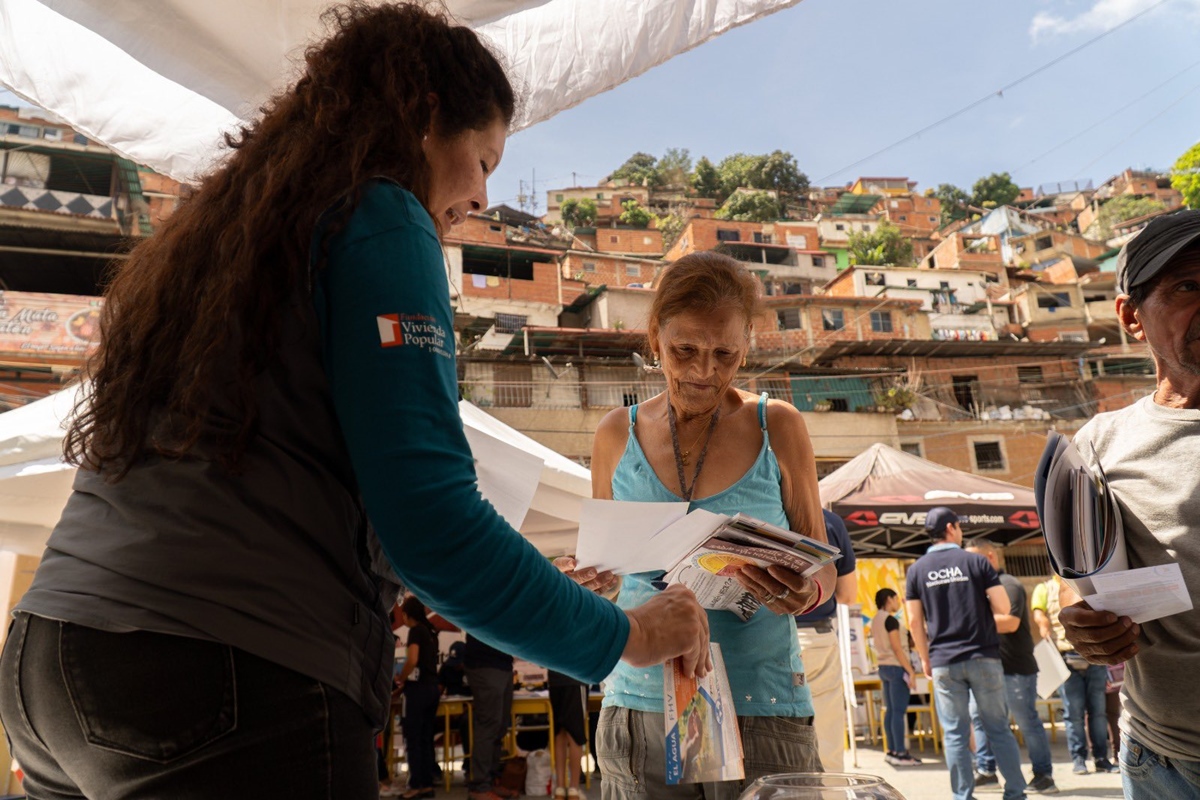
[0,291,103,357]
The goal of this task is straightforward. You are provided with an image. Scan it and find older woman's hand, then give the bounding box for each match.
[736,564,821,616]
[1059,600,1142,665]
[622,584,712,678]
[554,556,621,599]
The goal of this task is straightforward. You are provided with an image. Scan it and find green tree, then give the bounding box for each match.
[656,148,693,188]
[691,156,721,199]
[756,150,809,197]
[714,191,781,222]
[609,152,660,187]
[711,151,808,204]
[656,204,691,251]
[619,199,653,228]
[560,198,597,228]
[970,172,1021,209]
[1093,195,1166,239]
[935,183,971,226]
[1172,141,1200,209]
[848,220,913,266]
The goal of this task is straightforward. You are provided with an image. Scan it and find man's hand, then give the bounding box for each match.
[1059,600,1141,665]
[920,657,932,679]
[621,584,712,678]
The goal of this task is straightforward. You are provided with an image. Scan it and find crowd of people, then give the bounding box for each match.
[0,2,1196,799]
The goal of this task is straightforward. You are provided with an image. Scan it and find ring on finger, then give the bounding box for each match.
[774,588,791,602]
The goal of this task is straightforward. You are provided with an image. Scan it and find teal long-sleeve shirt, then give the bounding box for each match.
[313,179,628,683]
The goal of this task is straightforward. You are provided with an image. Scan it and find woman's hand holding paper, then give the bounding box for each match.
[554,556,621,598]
[735,563,822,616]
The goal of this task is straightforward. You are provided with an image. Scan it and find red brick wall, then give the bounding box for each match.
[563,252,659,288]
[446,215,509,247]
[665,218,766,260]
[594,227,663,255]
[460,260,586,305]
[876,195,942,234]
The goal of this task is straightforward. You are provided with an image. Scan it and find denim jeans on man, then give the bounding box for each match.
[972,672,1053,778]
[1061,662,1109,764]
[1121,732,1200,799]
[932,657,1026,800]
[0,612,378,799]
[877,665,911,754]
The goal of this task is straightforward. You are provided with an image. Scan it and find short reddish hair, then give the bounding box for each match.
[648,252,763,348]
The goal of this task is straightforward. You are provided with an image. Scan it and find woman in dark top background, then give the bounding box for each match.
[398,596,442,798]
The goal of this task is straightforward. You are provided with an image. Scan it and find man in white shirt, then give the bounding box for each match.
[1060,210,1200,799]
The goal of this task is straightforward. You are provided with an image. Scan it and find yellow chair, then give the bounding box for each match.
[906,699,941,753]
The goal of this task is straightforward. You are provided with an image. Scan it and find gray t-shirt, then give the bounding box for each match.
[1074,395,1200,760]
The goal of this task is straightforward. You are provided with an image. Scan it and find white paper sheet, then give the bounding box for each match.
[1033,638,1070,699]
[573,499,690,574]
[463,425,544,530]
[1083,563,1194,624]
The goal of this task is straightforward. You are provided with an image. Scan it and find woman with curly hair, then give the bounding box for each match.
[0,5,708,798]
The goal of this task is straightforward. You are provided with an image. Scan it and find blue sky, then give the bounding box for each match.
[3,0,1197,209]
[488,0,1200,210]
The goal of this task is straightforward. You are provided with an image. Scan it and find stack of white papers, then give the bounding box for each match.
[574,500,840,621]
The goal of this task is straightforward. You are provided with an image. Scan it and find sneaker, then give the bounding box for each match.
[1028,774,1059,794]
[1094,759,1120,773]
[890,753,923,766]
[884,753,903,766]
[1073,757,1089,775]
[974,770,999,786]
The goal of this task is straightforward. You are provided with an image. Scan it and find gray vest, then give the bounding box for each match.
[18,293,401,726]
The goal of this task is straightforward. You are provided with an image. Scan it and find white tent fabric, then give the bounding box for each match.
[0,385,593,556]
[0,0,801,181]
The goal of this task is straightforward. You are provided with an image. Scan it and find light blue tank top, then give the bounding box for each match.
[603,394,814,717]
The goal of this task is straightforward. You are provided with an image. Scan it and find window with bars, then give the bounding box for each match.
[973,441,1005,471]
[777,308,803,330]
[822,309,845,331]
[494,313,528,333]
[870,311,893,333]
[1017,366,1043,384]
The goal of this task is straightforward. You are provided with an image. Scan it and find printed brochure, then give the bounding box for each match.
[663,643,742,785]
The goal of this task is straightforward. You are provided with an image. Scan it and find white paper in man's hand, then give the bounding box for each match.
[1083,563,1193,624]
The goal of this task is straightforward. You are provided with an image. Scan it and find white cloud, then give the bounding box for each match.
[1029,0,1185,40]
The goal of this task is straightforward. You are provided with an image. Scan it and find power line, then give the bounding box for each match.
[1071,79,1200,177]
[1010,57,1200,176]
[813,0,1173,185]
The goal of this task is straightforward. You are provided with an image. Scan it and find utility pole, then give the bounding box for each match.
[530,168,539,215]
[516,179,528,214]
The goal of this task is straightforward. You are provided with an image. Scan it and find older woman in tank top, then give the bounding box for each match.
[557,252,837,800]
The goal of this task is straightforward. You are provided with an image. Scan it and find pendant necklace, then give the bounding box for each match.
[668,401,720,501]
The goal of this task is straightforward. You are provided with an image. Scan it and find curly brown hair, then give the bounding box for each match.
[66,2,515,475]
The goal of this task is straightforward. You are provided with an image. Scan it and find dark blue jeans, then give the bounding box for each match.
[0,612,378,799]
[1122,732,1200,799]
[402,681,441,789]
[1061,662,1109,763]
[972,672,1053,777]
[877,665,911,754]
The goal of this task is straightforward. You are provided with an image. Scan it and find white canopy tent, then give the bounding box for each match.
[0,0,802,182]
[0,385,594,556]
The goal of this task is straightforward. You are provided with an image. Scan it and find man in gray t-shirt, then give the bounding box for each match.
[1061,210,1200,799]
